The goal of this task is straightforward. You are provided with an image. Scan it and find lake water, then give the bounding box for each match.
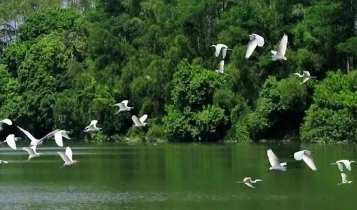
[0,142,356,210]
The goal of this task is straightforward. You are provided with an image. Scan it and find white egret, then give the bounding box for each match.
[245,34,265,59]
[294,150,317,171]
[17,126,59,146]
[210,44,232,59]
[266,149,287,172]
[83,120,101,132]
[58,147,79,168]
[0,160,8,164]
[22,145,41,161]
[338,173,353,185]
[294,71,317,84]
[0,118,12,131]
[237,177,262,188]
[271,34,288,61]
[113,100,134,114]
[54,130,71,147]
[331,160,356,172]
[215,60,226,74]
[132,114,149,127]
[4,134,17,150]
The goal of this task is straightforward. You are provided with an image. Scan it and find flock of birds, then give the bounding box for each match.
[211,33,317,84]
[0,102,147,168]
[237,149,355,188]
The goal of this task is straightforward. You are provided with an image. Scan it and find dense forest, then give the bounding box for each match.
[0,0,356,143]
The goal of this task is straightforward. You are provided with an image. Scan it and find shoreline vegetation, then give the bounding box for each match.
[0,1,356,144]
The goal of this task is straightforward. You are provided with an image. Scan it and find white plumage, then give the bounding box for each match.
[54,130,71,147]
[215,60,226,74]
[4,134,17,150]
[245,34,265,59]
[267,149,287,171]
[237,177,263,188]
[58,147,78,168]
[331,160,356,172]
[17,126,59,146]
[113,100,134,114]
[84,120,102,132]
[294,150,317,171]
[22,145,41,161]
[132,114,149,127]
[0,118,12,131]
[338,173,353,185]
[271,34,288,61]
[294,71,316,84]
[211,44,231,59]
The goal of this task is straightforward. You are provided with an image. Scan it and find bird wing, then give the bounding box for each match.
[62,131,71,140]
[214,44,223,57]
[244,182,255,188]
[139,114,148,123]
[40,129,60,141]
[294,150,305,161]
[5,134,17,150]
[271,50,277,55]
[341,173,348,183]
[267,149,280,167]
[132,115,142,126]
[302,77,310,84]
[277,34,288,56]
[245,39,258,59]
[336,162,344,172]
[118,103,126,110]
[90,120,98,126]
[280,162,287,167]
[253,34,265,47]
[58,152,72,165]
[243,177,251,182]
[217,60,224,72]
[17,126,38,144]
[30,145,38,154]
[0,119,12,125]
[22,147,36,156]
[65,147,73,162]
[302,154,317,171]
[303,71,311,77]
[54,131,64,147]
[340,160,352,171]
[221,46,228,59]
[121,100,129,107]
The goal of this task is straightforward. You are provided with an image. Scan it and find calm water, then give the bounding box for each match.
[0,142,356,209]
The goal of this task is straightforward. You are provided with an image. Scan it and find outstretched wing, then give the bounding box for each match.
[267,149,280,167]
[121,100,129,107]
[17,126,38,144]
[0,119,12,125]
[217,60,224,72]
[221,46,228,59]
[341,173,348,183]
[139,114,148,123]
[132,115,142,126]
[58,152,72,165]
[277,34,288,56]
[54,131,64,147]
[253,34,265,47]
[337,162,344,172]
[244,182,255,188]
[40,129,60,141]
[5,134,17,150]
[245,39,258,59]
[302,154,317,171]
[65,147,73,162]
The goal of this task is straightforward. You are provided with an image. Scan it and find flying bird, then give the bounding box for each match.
[245,34,265,59]
[22,145,41,161]
[0,119,12,131]
[54,130,71,147]
[0,160,8,164]
[237,177,262,188]
[84,120,101,133]
[132,114,149,127]
[58,147,79,168]
[294,150,317,171]
[331,160,356,172]
[215,60,226,74]
[266,149,287,172]
[113,100,134,114]
[338,173,353,185]
[17,126,59,146]
[4,134,17,150]
[271,34,288,61]
[294,71,317,84]
[210,44,232,59]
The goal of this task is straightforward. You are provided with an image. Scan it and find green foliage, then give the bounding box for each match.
[0,1,357,143]
[301,71,357,143]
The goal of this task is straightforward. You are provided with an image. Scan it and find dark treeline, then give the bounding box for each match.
[0,0,356,143]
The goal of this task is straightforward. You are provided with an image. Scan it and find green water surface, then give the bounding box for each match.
[0,142,356,210]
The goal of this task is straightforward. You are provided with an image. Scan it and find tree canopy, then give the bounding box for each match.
[0,0,356,143]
